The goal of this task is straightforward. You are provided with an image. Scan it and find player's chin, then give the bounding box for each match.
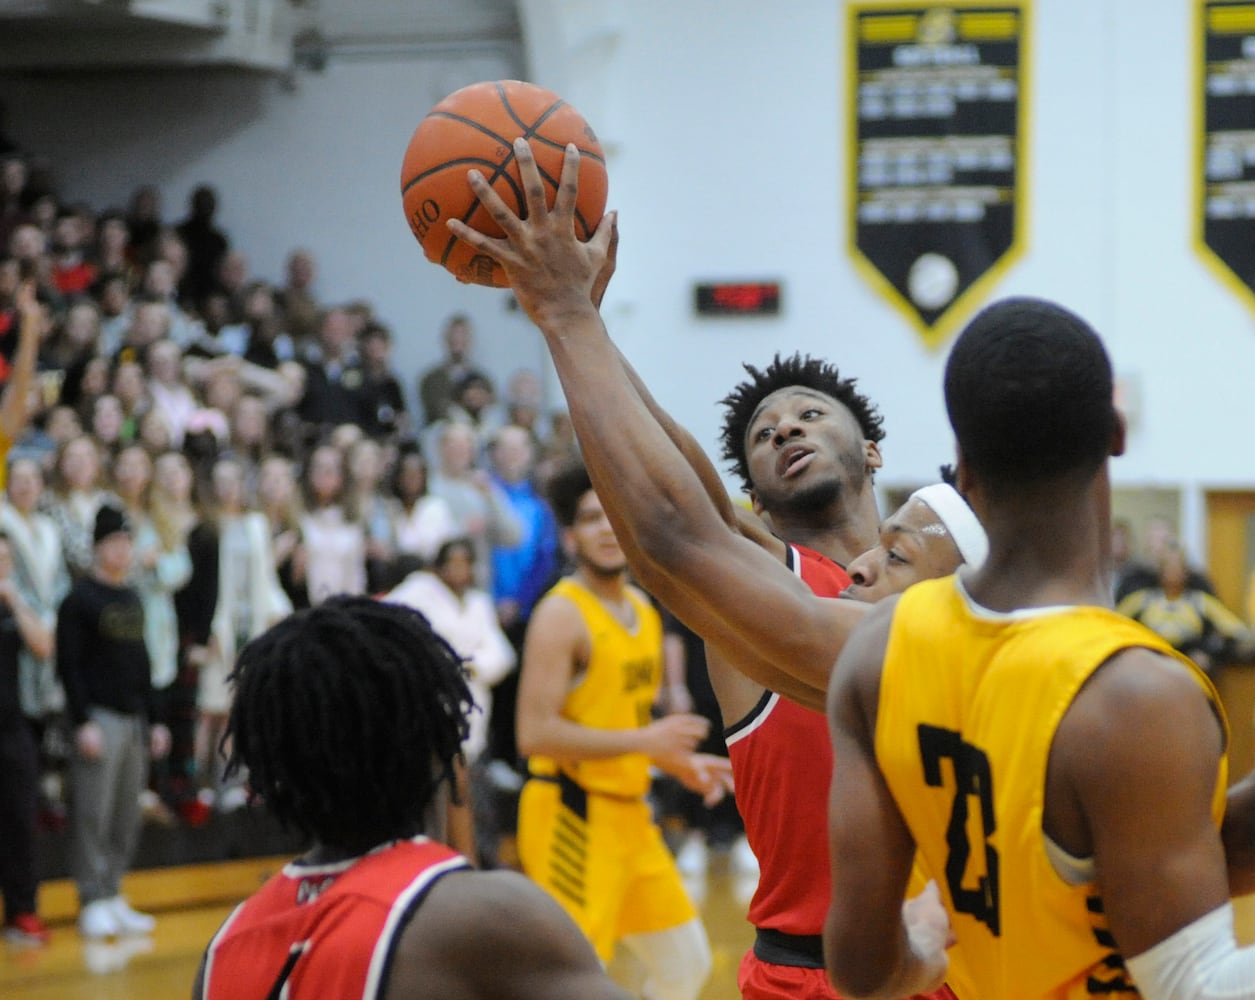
[590,555,628,576]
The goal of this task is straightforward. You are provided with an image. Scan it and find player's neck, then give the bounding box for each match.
[964,480,1113,611]
[301,837,408,866]
[573,564,630,606]
[766,493,880,566]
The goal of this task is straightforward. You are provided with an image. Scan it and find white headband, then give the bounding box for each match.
[909,483,988,570]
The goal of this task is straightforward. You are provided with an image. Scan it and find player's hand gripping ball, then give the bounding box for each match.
[401,80,608,288]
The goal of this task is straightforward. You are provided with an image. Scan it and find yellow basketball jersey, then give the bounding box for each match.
[876,576,1228,1000]
[528,576,663,798]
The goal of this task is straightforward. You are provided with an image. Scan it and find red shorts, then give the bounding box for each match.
[738,949,959,1000]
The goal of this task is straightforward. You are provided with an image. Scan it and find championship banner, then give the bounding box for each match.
[847,3,1029,348]
[1197,1,1255,309]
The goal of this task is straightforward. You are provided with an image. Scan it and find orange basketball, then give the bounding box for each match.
[400,80,608,288]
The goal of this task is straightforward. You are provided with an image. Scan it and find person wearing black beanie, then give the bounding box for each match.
[58,504,170,939]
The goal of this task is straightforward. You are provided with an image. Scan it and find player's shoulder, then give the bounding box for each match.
[525,584,591,644]
[531,578,581,615]
[387,869,592,993]
[405,867,543,931]
[1086,646,1213,708]
[1061,646,1224,760]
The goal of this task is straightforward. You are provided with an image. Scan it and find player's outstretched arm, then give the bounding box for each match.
[2,280,42,444]
[387,869,632,999]
[449,139,849,692]
[824,597,949,1000]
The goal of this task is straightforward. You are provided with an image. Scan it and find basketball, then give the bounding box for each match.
[400,80,608,288]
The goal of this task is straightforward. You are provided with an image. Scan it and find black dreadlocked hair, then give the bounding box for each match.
[222,596,473,854]
[718,353,886,494]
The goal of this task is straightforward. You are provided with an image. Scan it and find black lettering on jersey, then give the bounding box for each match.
[1085,954,1138,994]
[621,657,656,693]
[918,724,1001,936]
[1084,894,1136,994]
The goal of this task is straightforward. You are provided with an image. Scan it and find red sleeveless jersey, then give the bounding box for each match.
[726,543,846,935]
[204,837,470,1000]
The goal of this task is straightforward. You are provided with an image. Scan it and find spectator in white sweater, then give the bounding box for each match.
[383,536,516,868]
[384,537,515,760]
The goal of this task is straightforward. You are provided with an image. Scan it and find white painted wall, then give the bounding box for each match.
[519,0,1255,555]
[4,0,1254,554]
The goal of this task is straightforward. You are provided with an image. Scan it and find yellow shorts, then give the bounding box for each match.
[517,774,696,962]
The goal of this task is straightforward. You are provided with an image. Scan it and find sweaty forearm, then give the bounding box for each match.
[518,714,647,762]
[0,307,40,440]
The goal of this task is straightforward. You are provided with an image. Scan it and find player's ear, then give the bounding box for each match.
[864,439,883,472]
[749,490,764,516]
[954,450,973,498]
[1110,409,1127,458]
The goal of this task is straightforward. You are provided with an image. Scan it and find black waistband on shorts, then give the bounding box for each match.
[752,927,825,969]
[527,772,643,804]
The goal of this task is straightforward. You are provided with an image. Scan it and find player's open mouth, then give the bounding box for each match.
[779,447,815,478]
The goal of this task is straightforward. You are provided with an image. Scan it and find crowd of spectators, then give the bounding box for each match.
[0,143,578,944]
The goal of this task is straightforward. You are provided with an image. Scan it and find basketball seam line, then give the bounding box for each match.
[399,113,604,196]
[440,96,565,267]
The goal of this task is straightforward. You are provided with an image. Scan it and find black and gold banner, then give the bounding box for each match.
[848,3,1029,348]
[1198,1,1255,308]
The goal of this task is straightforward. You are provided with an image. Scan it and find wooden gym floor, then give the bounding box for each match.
[0,851,759,1000]
[3,854,1252,999]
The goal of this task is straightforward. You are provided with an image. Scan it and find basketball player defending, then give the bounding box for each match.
[516,462,730,1000]
[194,597,630,1000]
[824,299,1255,998]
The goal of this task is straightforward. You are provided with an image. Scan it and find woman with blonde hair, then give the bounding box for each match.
[299,443,366,606]
[44,435,113,580]
[155,450,220,822]
[115,446,192,691]
[257,454,306,610]
[347,437,395,593]
[116,445,192,820]
[193,457,292,810]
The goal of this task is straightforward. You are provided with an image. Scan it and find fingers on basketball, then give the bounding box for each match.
[401,80,608,287]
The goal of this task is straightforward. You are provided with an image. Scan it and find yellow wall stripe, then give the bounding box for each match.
[1209,5,1255,34]
[860,14,919,42]
[959,13,1019,40]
